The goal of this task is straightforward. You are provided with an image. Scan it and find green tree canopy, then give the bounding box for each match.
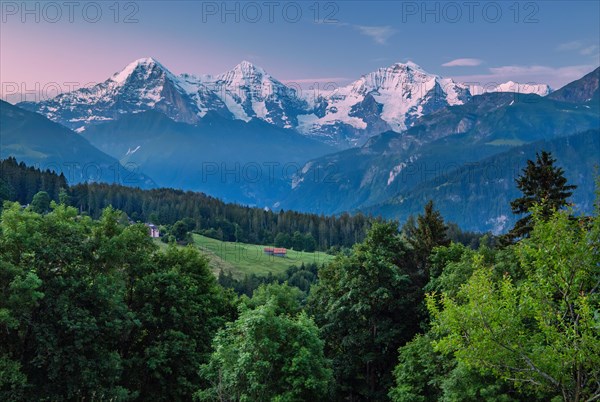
[171,219,189,242]
[309,222,421,400]
[197,300,332,401]
[428,207,600,402]
[403,200,450,288]
[242,282,305,315]
[30,191,51,214]
[274,232,292,248]
[0,202,235,401]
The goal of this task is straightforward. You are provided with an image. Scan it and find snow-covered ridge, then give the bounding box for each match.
[182,60,307,128]
[18,57,553,147]
[470,80,552,96]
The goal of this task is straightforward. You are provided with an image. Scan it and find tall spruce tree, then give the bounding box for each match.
[404,200,450,287]
[504,151,576,243]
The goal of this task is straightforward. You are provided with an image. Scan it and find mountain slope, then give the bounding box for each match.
[548,66,599,103]
[81,110,334,204]
[0,101,155,187]
[368,129,600,233]
[280,85,600,214]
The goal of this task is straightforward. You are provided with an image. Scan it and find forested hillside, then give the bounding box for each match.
[69,183,374,251]
[369,129,600,233]
[1,158,374,251]
[0,157,67,205]
[1,152,598,401]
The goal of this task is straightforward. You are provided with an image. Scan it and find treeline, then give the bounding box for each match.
[0,157,67,205]
[0,157,374,251]
[69,183,375,251]
[1,158,485,253]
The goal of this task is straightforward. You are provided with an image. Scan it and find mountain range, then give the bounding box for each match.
[19,57,552,148]
[279,67,600,232]
[6,60,599,232]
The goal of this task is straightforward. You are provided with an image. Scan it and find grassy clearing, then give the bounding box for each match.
[191,234,335,278]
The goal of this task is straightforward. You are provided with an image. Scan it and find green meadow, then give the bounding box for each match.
[156,235,334,278]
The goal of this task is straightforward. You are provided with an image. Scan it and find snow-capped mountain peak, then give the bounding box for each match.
[192,61,307,127]
[231,60,267,76]
[110,57,169,84]
[18,57,555,148]
[296,61,471,146]
[350,61,441,96]
[17,56,203,130]
[392,60,428,73]
[215,60,278,91]
[403,60,425,70]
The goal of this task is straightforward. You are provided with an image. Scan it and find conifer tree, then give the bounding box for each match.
[404,200,450,285]
[504,151,576,242]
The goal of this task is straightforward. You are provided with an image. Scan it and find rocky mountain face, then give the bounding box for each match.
[18,58,213,132]
[547,66,599,103]
[297,62,472,147]
[189,60,309,129]
[17,58,555,148]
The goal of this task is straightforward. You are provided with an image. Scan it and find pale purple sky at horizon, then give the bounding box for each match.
[1,0,599,101]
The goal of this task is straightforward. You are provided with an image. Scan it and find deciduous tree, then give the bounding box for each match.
[198,291,332,401]
[310,222,420,400]
[428,208,600,402]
